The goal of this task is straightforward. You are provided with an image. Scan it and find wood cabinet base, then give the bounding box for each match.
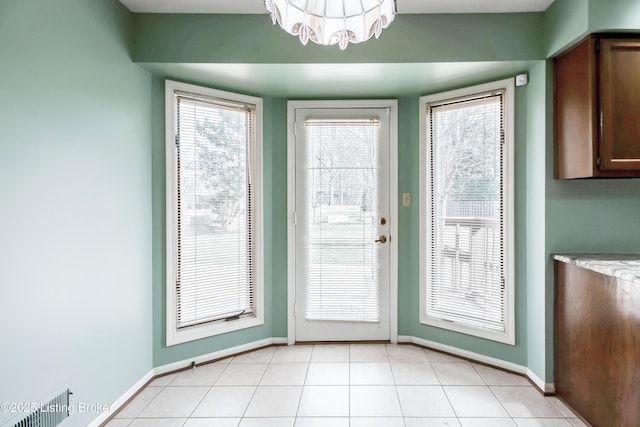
[555,261,640,427]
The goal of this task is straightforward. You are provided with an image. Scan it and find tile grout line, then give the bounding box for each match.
[182,364,220,423]
[238,350,271,422]
[439,378,461,423]
[348,345,351,424]
[386,344,408,425]
[487,383,518,422]
[293,346,312,420]
[132,381,168,420]
[472,360,516,422]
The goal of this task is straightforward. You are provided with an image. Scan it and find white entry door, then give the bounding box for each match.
[291,103,395,342]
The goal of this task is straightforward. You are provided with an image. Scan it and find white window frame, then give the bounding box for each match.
[419,78,515,345]
[165,80,264,346]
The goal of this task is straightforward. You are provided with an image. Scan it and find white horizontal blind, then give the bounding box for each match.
[303,119,380,322]
[175,93,256,329]
[426,92,505,332]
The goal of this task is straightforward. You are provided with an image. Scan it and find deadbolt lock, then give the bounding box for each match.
[380,217,387,225]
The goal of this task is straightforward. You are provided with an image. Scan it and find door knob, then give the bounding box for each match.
[375,235,387,243]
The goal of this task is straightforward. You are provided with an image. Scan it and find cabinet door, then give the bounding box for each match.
[554,36,598,179]
[600,39,640,171]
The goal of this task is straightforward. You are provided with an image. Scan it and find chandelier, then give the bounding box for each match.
[264,0,397,50]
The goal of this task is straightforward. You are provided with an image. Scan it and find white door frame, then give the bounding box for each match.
[287,99,398,345]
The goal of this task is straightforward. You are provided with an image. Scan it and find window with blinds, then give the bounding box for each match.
[419,79,515,345]
[303,119,380,323]
[165,80,263,346]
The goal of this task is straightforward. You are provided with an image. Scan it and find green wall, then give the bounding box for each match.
[545,0,640,57]
[267,98,290,338]
[133,13,545,64]
[0,1,153,425]
[396,97,420,336]
[545,0,589,56]
[525,61,552,382]
[589,0,640,31]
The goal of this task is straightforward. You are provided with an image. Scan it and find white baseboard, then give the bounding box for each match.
[527,368,556,394]
[88,369,155,427]
[94,337,288,426]
[398,335,555,393]
[154,337,286,376]
[398,335,527,374]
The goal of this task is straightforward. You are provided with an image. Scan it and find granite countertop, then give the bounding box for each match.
[554,254,640,284]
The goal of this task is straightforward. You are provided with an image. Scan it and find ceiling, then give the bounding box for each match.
[119,0,555,14]
[140,61,538,98]
[124,0,554,97]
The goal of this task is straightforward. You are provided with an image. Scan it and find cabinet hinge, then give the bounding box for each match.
[595,39,600,55]
[596,157,601,167]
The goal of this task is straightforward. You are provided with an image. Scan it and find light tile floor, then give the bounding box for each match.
[107,344,589,427]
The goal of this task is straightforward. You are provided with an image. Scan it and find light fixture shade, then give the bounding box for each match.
[265,0,396,50]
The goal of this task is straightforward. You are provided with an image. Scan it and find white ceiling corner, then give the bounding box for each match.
[118,0,555,14]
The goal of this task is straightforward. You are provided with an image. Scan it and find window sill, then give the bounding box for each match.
[419,316,515,346]
[167,315,264,347]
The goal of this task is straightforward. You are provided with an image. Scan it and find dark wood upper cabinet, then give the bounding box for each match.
[555,35,640,179]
